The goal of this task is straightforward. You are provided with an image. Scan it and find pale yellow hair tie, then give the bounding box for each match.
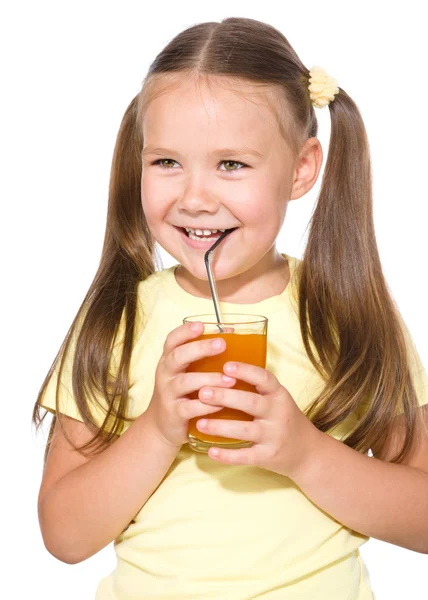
[308,66,340,108]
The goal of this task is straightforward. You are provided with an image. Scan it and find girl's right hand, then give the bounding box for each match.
[144,321,236,448]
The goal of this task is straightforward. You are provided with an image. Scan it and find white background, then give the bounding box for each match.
[2,1,427,598]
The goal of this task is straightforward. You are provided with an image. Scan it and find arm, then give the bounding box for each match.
[292,407,428,554]
[38,412,179,564]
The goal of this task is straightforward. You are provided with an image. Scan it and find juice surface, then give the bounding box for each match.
[187,332,267,444]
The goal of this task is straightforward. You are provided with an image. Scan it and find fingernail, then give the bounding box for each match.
[201,388,213,399]
[211,339,223,349]
[222,375,235,383]
[225,363,237,373]
[191,322,201,332]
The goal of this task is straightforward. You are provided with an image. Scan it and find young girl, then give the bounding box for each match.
[33,16,428,600]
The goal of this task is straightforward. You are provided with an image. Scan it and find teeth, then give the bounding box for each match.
[184,227,225,235]
[187,232,219,242]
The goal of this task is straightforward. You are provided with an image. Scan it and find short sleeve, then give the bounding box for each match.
[356,310,428,419]
[38,313,127,432]
[396,311,428,412]
[40,365,86,422]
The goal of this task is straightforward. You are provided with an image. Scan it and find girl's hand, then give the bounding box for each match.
[197,362,322,480]
[144,321,237,449]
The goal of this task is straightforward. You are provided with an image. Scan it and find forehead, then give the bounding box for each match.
[142,74,284,147]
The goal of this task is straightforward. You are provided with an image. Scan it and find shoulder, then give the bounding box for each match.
[136,267,170,302]
[133,266,173,339]
[283,253,302,309]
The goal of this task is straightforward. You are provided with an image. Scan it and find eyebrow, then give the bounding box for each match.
[142,145,264,158]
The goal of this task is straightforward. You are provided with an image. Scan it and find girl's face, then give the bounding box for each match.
[141,75,319,302]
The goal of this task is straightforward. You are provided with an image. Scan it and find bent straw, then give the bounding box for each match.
[204,228,236,333]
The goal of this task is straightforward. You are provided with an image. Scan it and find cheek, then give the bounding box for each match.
[141,175,166,221]
[242,185,283,226]
[141,170,154,200]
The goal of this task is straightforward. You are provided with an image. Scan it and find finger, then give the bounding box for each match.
[178,400,225,421]
[167,333,227,375]
[176,371,236,398]
[196,417,260,443]
[208,446,255,465]
[199,387,265,418]
[223,362,275,396]
[163,321,204,356]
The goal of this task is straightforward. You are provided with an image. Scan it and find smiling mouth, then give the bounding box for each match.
[177,226,238,237]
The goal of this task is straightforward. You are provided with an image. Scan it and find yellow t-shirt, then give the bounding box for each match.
[39,253,428,599]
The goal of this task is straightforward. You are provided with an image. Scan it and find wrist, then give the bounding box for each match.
[289,424,327,484]
[137,410,182,454]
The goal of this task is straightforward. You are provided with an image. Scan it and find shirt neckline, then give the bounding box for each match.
[161,252,298,317]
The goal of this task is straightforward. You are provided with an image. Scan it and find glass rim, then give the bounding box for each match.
[183,313,267,325]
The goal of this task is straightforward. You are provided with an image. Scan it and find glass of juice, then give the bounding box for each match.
[182,313,268,453]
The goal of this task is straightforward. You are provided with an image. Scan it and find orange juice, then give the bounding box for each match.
[187,331,267,445]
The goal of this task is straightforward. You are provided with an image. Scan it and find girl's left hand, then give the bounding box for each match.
[197,361,323,480]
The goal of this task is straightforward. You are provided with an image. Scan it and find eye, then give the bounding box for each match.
[220,160,246,172]
[151,158,247,172]
[152,158,178,169]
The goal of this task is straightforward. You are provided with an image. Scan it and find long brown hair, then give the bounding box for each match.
[32,16,424,466]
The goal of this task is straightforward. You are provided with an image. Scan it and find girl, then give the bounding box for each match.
[33,16,428,600]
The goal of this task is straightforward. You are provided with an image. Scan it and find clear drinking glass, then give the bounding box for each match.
[183,313,268,453]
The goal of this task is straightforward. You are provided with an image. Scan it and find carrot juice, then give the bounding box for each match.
[183,314,267,453]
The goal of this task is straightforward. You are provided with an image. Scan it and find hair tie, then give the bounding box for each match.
[308,66,340,108]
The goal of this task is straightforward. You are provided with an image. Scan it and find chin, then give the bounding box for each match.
[192,261,242,283]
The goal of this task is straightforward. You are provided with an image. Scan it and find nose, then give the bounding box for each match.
[176,175,220,215]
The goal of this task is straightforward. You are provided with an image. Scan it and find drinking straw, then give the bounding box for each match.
[204,229,236,333]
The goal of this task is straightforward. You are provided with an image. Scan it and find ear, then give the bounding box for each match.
[289,137,323,201]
